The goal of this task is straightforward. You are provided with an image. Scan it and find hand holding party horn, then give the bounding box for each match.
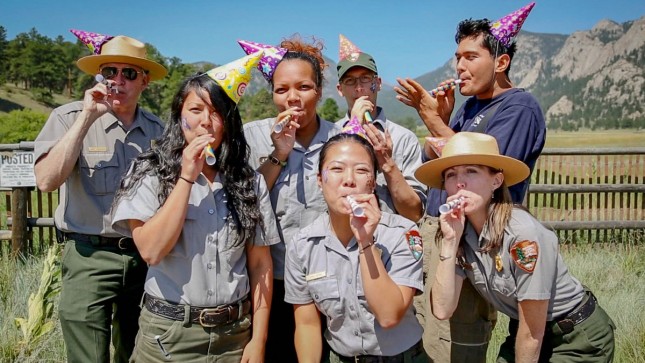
[95,74,118,94]
[429,79,462,97]
[439,196,464,214]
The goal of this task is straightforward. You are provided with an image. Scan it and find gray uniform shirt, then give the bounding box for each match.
[456,208,585,321]
[34,101,164,236]
[112,172,280,307]
[244,117,339,279]
[284,212,424,356]
[337,107,426,221]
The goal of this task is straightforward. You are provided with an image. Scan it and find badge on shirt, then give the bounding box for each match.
[305,271,326,281]
[88,146,108,152]
[510,240,539,273]
[406,230,423,260]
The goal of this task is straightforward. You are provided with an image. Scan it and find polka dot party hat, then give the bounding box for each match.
[489,2,536,48]
[238,40,287,82]
[341,116,368,140]
[205,50,264,104]
[70,29,113,55]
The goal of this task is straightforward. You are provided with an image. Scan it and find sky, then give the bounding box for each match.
[1,0,644,86]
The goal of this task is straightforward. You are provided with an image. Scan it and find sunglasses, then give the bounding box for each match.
[100,67,146,81]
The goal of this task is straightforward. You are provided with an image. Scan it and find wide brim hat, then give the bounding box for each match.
[415,132,530,189]
[76,35,167,81]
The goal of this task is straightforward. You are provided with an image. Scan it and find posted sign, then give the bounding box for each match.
[0,152,36,187]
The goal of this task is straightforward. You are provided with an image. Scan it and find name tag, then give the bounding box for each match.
[305,271,326,281]
[88,146,108,152]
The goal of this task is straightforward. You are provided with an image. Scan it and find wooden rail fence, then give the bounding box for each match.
[2,143,644,256]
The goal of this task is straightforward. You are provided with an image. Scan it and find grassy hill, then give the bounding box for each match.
[0,84,75,116]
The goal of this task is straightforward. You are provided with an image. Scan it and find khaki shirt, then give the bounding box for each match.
[112,172,280,307]
[34,101,164,236]
[244,117,339,279]
[456,208,585,321]
[337,107,427,221]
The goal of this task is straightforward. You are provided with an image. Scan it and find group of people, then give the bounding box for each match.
[34,2,615,362]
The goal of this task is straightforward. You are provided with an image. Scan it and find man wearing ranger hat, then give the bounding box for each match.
[34,30,167,363]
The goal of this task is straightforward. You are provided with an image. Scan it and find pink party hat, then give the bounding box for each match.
[489,2,535,47]
[70,29,114,55]
[341,116,368,139]
[206,50,264,104]
[339,34,363,62]
[238,40,287,82]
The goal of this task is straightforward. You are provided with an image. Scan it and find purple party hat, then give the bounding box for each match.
[238,40,287,82]
[489,2,535,47]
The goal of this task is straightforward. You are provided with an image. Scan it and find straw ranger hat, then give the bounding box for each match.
[414,132,530,189]
[76,35,167,81]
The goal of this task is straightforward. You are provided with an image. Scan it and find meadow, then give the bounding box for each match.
[0,129,644,362]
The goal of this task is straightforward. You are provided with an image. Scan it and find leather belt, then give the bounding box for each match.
[58,230,136,251]
[334,340,424,363]
[144,294,251,328]
[554,291,596,334]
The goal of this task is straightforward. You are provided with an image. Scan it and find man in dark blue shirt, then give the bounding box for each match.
[395,3,546,362]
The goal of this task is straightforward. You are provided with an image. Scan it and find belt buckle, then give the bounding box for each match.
[198,305,229,327]
[118,237,130,250]
[558,318,575,334]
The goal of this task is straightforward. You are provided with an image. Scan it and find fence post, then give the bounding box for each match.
[11,187,29,256]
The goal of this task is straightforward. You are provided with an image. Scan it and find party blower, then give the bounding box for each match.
[429,79,462,97]
[439,196,464,214]
[204,145,216,165]
[95,74,118,94]
[347,195,364,217]
[273,115,291,134]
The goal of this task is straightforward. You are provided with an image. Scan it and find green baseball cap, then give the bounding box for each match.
[337,52,378,80]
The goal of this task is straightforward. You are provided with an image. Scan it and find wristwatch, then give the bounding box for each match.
[267,153,287,167]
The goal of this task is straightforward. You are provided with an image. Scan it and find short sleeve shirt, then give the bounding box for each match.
[337,107,427,220]
[284,212,424,356]
[111,171,280,306]
[426,89,546,216]
[455,209,584,321]
[244,117,340,279]
[34,101,164,236]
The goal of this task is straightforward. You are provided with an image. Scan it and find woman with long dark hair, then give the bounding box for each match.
[112,54,278,362]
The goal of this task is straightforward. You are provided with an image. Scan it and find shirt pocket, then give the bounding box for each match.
[491,272,516,297]
[80,153,121,195]
[308,277,344,319]
[172,206,203,258]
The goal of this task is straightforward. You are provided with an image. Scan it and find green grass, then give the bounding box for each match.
[417,129,645,148]
[1,244,643,362]
[0,84,74,115]
[0,252,65,362]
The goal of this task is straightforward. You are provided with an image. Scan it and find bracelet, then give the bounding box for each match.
[358,237,376,254]
[267,153,287,167]
[178,176,195,185]
[439,254,452,261]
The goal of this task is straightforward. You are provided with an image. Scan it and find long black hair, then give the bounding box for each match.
[113,73,262,246]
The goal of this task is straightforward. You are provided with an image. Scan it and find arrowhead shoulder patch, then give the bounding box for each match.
[510,240,539,273]
[406,230,423,260]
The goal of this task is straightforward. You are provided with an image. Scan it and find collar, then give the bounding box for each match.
[99,106,146,134]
